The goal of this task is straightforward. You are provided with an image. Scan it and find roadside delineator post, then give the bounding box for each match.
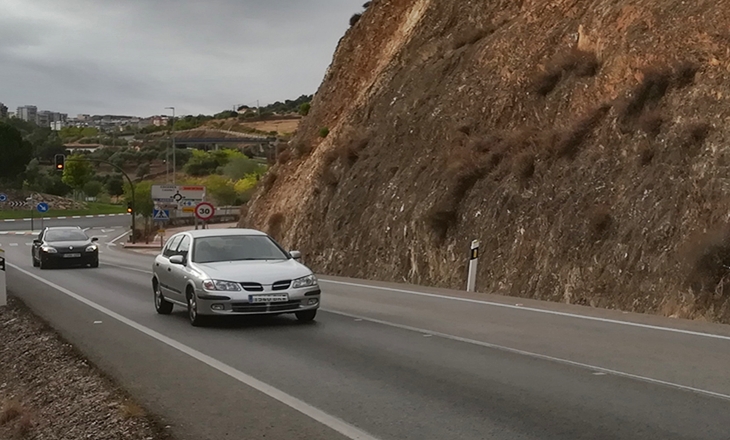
[467,239,480,293]
[0,249,6,307]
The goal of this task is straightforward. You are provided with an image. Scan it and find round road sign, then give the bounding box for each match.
[194,202,215,221]
[0,193,7,202]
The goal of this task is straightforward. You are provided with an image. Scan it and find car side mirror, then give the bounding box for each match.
[169,255,185,265]
[290,250,302,260]
[91,237,99,242]
[32,240,41,245]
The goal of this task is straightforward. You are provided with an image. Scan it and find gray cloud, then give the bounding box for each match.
[0,0,365,116]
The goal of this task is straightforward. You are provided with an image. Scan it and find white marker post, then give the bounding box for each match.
[466,239,480,293]
[0,249,6,307]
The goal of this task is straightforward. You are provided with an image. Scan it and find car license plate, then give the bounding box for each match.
[249,294,288,304]
[63,253,82,258]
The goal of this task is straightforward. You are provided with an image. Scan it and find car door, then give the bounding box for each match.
[168,235,192,302]
[156,235,183,298]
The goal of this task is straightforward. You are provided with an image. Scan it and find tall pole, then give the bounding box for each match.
[166,107,176,185]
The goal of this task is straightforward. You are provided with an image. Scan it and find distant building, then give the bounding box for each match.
[152,116,169,127]
[77,114,90,121]
[0,102,7,118]
[37,110,52,127]
[16,105,38,123]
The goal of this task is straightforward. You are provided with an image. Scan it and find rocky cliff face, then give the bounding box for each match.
[244,0,730,322]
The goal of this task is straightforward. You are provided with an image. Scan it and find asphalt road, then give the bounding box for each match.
[1,214,129,231]
[2,225,730,439]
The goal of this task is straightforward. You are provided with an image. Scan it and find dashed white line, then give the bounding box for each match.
[320,280,730,342]
[58,216,67,219]
[3,219,14,222]
[72,216,81,219]
[324,309,730,403]
[85,215,94,218]
[9,243,18,247]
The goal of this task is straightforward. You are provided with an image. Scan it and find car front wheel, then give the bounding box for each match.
[187,290,207,327]
[154,282,173,315]
[295,310,317,323]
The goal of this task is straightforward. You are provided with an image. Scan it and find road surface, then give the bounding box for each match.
[1,224,730,439]
[1,213,129,231]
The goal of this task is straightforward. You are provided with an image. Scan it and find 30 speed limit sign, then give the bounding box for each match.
[194,202,215,221]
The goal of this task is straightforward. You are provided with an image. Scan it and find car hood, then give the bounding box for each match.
[46,240,92,249]
[192,259,312,284]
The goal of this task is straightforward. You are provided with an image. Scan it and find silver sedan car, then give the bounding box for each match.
[151,229,320,326]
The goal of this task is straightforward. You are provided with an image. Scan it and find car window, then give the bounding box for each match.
[192,235,288,264]
[176,235,191,258]
[163,236,183,258]
[45,229,89,241]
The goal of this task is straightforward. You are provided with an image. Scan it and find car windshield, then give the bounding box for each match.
[192,235,288,263]
[45,229,88,242]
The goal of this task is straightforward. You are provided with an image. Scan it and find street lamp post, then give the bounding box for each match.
[165,107,176,185]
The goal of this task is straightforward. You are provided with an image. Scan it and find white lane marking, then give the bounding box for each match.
[3,219,15,222]
[101,229,115,233]
[110,231,130,244]
[321,280,730,342]
[9,243,18,247]
[58,217,67,219]
[72,216,81,219]
[25,243,32,246]
[85,215,94,218]
[323,309,730,402]
[9,263,380,440]
[98,215,106,217]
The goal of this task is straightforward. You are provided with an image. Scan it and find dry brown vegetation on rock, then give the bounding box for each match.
[244,0,730,323]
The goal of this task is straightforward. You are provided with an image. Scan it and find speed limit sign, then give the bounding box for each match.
[194,202,215,221]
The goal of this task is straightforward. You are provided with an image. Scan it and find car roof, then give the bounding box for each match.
[44,226,83,230]
[177,228,268,239]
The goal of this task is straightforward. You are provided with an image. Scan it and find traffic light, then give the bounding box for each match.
[54,154,65,171]
[127,202,133,214]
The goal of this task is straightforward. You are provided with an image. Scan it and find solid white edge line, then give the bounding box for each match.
[320,280,730,342]
[323,309,730,402]
[8,263,380,440]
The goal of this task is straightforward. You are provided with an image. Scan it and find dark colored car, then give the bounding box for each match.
[32,227,100,269]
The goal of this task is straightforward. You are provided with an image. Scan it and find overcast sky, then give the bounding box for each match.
[0,0,364,117]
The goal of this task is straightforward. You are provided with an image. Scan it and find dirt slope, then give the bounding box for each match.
[244,0,730,322]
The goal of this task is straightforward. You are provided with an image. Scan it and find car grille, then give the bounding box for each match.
[240,283,264,292]
[231,300,302,313]
[272,280,291,291]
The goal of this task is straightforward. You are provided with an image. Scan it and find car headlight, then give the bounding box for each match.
[292,274,317,289]
[202,280,242,291]
[85,245,98,252]
[41,246,57,254]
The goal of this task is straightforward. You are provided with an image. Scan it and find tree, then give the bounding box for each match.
[107,174,125,197]
[184,150,220,176]
[83,180,104,198]
[62,154,94,191]
[299,102,311,116]
[124,180,154,218]
[223,156,264,180]
[136,163,150,179]
[0,122,34,186]
[205,175,238,206]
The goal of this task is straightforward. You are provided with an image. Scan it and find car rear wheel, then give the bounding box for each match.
[154,282,173,315]
[295,310,317,322]
[187,289,207,327]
